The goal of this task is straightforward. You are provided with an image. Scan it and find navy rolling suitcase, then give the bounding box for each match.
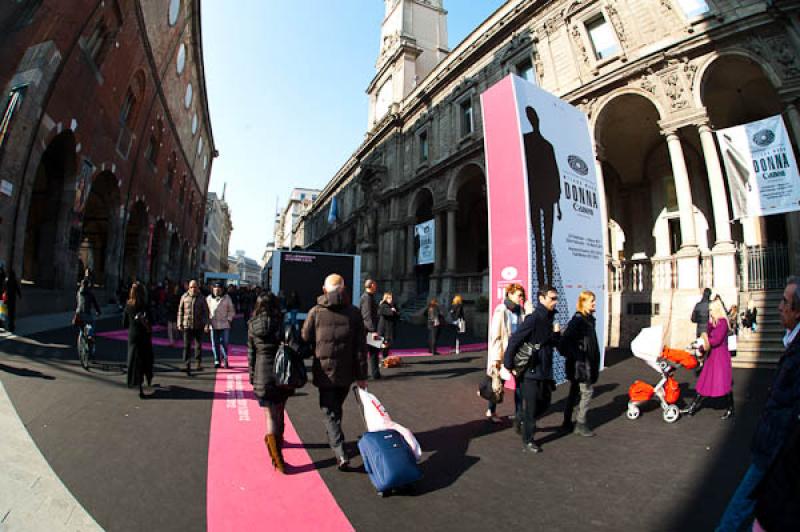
[357,429,422,496]
[353,386,422,496]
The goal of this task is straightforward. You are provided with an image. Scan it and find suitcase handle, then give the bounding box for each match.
[353,384,370,432]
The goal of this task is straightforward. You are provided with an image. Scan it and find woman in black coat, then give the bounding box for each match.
[124,283,154,399]
[559,290,601,437]
[377,292,398,358]
[247,292,290,473]
[426,298,444,355]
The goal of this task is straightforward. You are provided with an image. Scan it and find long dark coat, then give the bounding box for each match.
[124,304,154,387]
[560,312,601,384]
[377,301,398,343]
[247,311,292,403]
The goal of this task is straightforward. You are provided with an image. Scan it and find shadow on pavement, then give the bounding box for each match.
[413,418,505,495]
[0,362,56,380]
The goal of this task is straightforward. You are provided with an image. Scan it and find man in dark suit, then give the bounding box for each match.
[524,106,562,289]
[717,276,800,530]
[503,284,561,454]
[360,279,381,379]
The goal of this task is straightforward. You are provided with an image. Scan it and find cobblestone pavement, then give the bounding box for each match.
[0,315,775,531]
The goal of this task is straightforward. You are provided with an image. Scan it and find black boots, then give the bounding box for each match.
[721,392,735,420]
[681,395,705,416]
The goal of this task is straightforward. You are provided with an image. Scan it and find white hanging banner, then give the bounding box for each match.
[716,115,800,219]
[414,219,435,265]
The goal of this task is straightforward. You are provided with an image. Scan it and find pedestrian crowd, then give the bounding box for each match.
[52,264,800,529]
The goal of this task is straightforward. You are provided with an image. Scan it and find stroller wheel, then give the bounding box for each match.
[663,405,680,424]
[626,405,640,420]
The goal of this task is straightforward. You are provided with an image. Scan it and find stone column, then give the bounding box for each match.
[697,123,732,245]
[664,129,699,289]
[698,122,736,294]
[594,144,610,260]
[434,211,445,274]
[783,102,800,274]
[406,223,415,276]
[446,208,457,272]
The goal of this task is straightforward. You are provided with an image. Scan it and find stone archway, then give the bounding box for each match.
[167,232,180,282]
[407,187,435,296]
[179,240,190,283]
[452,165,488,275]
[21,130,78,288]
[122,201,148,284]
[79,171,122,289]
[149,220,167,282]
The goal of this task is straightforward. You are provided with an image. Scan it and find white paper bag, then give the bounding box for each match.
[727,334,737,352]
[356,387,423,462]
[366,333,385,349]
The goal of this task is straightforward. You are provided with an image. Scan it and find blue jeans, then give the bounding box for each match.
[716,462,766,532]
[210,328,230,365]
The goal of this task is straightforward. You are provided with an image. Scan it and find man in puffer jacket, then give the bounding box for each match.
[177,280,209,375]
[206,281,235,368]
[302,273,368,470]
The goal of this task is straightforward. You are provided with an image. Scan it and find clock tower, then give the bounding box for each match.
[367,0,449,128]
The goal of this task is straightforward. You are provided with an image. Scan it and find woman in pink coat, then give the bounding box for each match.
[682,298,734,419]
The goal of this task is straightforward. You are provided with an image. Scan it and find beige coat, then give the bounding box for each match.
[488,303,528,376]
[206,294,235,330]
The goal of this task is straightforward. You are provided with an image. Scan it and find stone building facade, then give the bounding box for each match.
[274,187,320,250]
[302,0,800,364]
[0,0,215,313]
[199,191,232,274]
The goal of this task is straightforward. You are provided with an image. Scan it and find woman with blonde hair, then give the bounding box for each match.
[377,291,398,359]
[682,297,734,419]
[449,294,466,354]
[487,284,529,425]
[559,290,601,436]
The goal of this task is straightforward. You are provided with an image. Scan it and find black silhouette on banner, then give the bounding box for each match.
[523,106,562,290]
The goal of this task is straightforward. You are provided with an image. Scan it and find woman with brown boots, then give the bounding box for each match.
[247,293,292,473]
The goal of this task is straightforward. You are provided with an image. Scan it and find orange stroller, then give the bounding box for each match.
[626,326,699,424]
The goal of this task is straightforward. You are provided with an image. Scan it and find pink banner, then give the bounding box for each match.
[481,77,530,312]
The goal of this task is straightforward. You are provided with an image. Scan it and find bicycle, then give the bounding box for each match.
[77,321,96,371]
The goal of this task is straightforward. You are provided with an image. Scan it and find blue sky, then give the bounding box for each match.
[202,0,506,260]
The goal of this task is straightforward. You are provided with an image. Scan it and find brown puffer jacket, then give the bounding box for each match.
[302,289,367,389]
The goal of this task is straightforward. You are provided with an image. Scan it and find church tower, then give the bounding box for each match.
[367,0,449,128]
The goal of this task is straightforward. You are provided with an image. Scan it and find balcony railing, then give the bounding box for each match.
[739,244,789,291]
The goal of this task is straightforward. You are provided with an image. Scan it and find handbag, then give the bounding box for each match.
[274,343,307,389]
[727,333,737,355]
[478,372,504,404]
[513,342,540,375]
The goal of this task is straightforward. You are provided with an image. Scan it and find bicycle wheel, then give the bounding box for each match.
[78,333,90,371]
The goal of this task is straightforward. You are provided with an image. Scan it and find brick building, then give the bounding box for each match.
[0,0,216,313]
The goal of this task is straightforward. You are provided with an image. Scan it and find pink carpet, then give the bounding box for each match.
[206,355,353,531]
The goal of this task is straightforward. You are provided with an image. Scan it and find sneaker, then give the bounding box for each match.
[575,423,595,437]
[336,456,349,471]
[523,442,542,453]
[484,410,502,424]
[214,362,221,369]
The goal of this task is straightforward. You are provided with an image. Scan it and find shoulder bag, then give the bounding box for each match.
[274,328,308,389]
[513,342,540,375]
